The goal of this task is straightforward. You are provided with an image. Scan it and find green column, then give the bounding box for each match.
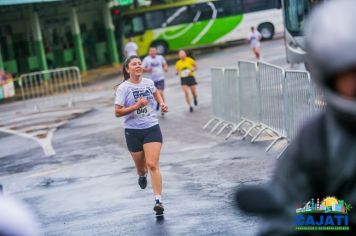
[70,8,87,73]
[0,47,4,70]
[31,12,48,71]
[104,4,119,66]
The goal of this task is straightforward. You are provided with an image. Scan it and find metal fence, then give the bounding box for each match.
[237,61,260,140]
[204,60,326,158]
[204,68,225,133]
[284,70,314,140]
[18,67,83,111]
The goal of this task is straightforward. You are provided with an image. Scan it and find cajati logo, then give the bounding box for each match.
[295,197,352,231]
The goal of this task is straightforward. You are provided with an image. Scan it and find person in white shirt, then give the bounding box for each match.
[124,38,138,57]
[115,55,168,216]
[142,47,168,115]
[248,27,262,60]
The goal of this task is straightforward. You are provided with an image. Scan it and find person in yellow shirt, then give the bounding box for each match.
[175,50,198,112]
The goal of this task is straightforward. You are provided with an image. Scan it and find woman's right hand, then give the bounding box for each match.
[135,97,149,109]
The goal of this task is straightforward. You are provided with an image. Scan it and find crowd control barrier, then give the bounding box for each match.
[204,61,326,158]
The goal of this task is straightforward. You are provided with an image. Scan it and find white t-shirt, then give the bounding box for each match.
[124,42,138,57]
[115,78,158,129]
[142,55,167,82]
[248,31,261,48]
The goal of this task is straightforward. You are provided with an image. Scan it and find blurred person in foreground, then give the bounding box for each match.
[0,189,41,236]
[236,0,356,235]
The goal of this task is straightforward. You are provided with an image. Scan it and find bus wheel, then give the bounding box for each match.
[258,23,274,40]
[151,41,168,55]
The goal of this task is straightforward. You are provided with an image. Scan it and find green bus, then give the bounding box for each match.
[115,0,283,56]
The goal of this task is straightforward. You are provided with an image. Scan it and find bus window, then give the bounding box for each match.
[215,0,243,17]
[132,16,144,33]
[190,3,214,21]
[145,11,165,29]
[164,6,195,27]
[243,0,278,12]
[124,15,145,37]
[284,0,313,36]
[123,19,132,37]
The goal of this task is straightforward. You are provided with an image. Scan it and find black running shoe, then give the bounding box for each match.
[194,97,198,106]
[153,201,164,215]
[189,106,194,112]
[138,175,147,189]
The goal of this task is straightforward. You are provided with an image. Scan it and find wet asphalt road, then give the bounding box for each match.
[0,38,294,235]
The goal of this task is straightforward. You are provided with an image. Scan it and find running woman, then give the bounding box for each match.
[142,47,168,115]
[175,50,198,112]
[115,55,168,215]
[247,26,262,60]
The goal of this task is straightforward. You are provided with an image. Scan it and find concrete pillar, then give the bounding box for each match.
[31,12,48,71]
[104,4,119,66]
[70,7,87,73]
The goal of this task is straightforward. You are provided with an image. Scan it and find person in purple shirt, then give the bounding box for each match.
[143,47,168,115]
[115,55,168,216]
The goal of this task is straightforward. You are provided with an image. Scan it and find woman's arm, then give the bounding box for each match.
[163,62,168,73]
[115,98,148,117]
[192,61,197,72]
[143,67,152,73]
[153,91,168,112]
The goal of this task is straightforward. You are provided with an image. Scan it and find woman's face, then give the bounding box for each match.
[126,58,143,78]
[179,50,186,60]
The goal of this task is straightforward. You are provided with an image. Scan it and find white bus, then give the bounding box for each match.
[116,0,284,56]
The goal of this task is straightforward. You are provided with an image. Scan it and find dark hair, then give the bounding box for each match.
[122,55,140,80]
[114,55,140,90]
[187,50,195,60]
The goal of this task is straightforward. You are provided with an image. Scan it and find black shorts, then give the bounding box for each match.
[154,80,165,90]
[124,124,163,152]
[181,76,198,86]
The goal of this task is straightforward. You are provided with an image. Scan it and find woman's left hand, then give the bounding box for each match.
[160,103,168,113]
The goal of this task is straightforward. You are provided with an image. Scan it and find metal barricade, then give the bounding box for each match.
[204,68,225,132]
[18,67,82,111]
[205,60,327,159]
[257,62,286,132]
[216,68,240,137]
[284,70,314,140]
[237,60,260,139]
[311,83,326,113]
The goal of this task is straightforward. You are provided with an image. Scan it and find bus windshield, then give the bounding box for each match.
[283,0,322,36]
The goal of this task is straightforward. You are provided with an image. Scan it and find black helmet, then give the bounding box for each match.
[305,0,356,126]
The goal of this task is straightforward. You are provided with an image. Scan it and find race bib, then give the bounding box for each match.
[181,69,191,77]
[135,105,153,118]
[152,67,160,73]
